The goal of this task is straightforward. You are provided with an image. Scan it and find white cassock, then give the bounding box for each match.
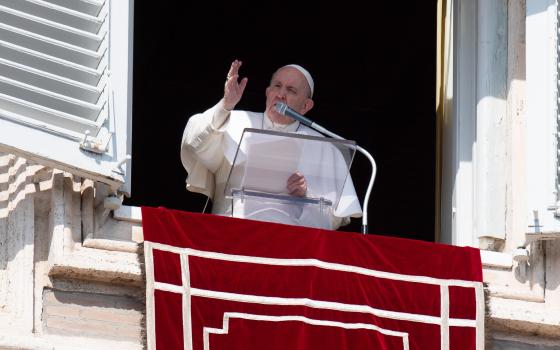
[181,99,362,230]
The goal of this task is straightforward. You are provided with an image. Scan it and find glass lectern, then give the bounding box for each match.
[224,128,356,229]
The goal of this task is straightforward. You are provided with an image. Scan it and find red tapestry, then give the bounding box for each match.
[142,207,484,350]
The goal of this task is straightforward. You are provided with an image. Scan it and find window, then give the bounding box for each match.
[441,0,560,245]
[0,0,133,193]
[440,0,510,247]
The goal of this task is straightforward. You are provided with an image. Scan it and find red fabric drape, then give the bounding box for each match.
[143,207,483,350]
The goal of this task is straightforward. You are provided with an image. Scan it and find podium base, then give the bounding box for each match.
[230,189,332,230]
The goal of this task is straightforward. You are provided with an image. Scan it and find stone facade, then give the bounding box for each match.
[2,151,560,349]
[440,0,560,347]
[0,153,143,349]
[483,242,560,348]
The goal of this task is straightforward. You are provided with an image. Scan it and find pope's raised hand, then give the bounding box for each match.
[223,60,248,111]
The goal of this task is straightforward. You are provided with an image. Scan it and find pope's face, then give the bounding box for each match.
[265,67,313,124]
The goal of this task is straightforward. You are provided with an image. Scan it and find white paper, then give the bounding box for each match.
[241,137,303,194]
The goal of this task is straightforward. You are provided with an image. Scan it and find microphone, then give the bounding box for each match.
[274,102,377,234]
[274,102,314,127]
[274,102,342,140]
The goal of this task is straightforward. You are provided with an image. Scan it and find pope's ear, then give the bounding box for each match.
[302,98,314,115]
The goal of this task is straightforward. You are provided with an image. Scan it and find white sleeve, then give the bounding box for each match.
[181,99,231,174]
[180,100,232,197]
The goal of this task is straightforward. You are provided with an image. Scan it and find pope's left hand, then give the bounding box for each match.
[287,172,307,197]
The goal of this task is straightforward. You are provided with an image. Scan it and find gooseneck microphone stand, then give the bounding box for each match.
[275,103,377,234]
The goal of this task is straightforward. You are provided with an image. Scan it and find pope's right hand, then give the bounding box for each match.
[223,60,248,111]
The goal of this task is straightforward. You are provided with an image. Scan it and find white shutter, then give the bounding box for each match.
[0,0,133,193]
[525,0,560,233]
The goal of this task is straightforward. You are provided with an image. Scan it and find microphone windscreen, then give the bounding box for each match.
[274,102,288,115]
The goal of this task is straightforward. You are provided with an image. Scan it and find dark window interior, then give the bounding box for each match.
[126,2,437,241]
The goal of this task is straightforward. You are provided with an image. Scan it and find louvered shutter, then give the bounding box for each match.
[0,0,133,193]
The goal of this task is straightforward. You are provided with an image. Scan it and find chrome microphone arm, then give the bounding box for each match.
[307,125,377,234]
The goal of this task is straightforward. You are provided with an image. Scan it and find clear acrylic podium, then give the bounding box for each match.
[224,128,356,229]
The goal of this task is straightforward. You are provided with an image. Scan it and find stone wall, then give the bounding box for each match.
[484,239,560,348]
[0,153,144,350]
[2,152,560,349]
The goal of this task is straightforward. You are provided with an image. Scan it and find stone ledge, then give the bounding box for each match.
[113,205,142,224]
[0,333,142,350]
[82,237,140,254]
[488,330,560,348]
[481,250,512,269]
[487,296,560,339]
[44,334,142,350]
[0,333,54,350]
[485,284,544,303]
[48,247,143,286]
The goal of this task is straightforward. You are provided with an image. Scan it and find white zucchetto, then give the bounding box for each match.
[282,64,314,98]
